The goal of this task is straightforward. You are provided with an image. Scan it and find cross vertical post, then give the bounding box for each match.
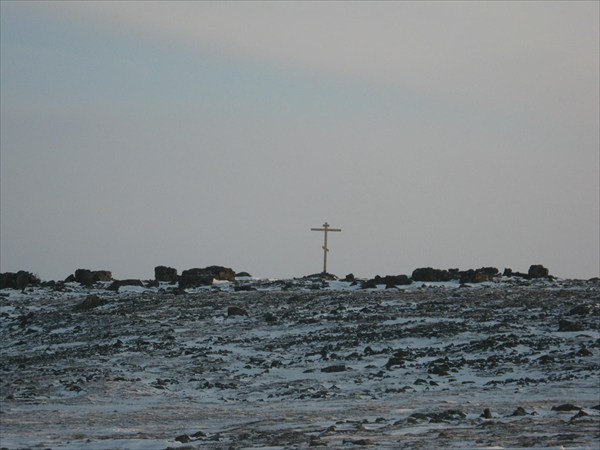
[310,222,341,275]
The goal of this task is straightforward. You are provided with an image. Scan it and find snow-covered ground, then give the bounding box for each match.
[1,277,599,449]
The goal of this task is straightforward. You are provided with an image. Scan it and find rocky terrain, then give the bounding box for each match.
[1,272,599,449]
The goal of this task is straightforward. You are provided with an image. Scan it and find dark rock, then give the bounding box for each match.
[235,271,252,278]
[154,266,178,283]
[74,269,112,284]
[551,404,582,412]
[264,312,277,324]
[0,271,40,290]
[429,409,467,422]
[321,364,347,373]
[385,356,404,369]
[411,267,453,282]
[73,294,106,312]
[179,269,214,288]
[363,274,412,289]
[234,285,256,292]
[227,306,248,317]
[576,346,593,357]
[344,273,356,282]
[558,319,584,332]
[570,410,590,421]
[528,264,549,278]
[180,266,236,288]
[511,407,528,416]
[64,274,76,283]
[481,408,492,419]
[175,434,192,443]
[503,268,513,277]
[568,305,590,316]
[428,363,450,376]
[459,267,499,284]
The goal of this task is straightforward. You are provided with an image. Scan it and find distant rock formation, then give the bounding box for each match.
[179,266,236,288]
[362,274,412,289]
[528,264,550,279]
[69,269,113,285]
[459,267,499,284]
[0,271,40,290]
[411,267,454,282]
[154,266,178,283]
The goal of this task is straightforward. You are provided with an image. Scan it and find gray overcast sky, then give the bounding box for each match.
[1,1,598,280]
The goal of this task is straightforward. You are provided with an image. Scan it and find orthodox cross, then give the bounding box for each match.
[310,222,341,274]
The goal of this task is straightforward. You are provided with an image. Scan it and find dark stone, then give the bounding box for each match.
[179,266,236,288]
[511,407,528,416]
[411,267,453,282]
[528,264,549,279]
[552,404,582,412]
[64,274,76,283]
[179,269,214,288]
[558,319,584,332]
[107,279,145,291]
[481,408,492,419]
[321,364,347,373]
[175,434,191,443]
[0,271,40,290]
[568,305,590,316]
[73,294,106,312]
[235,271,252,278]
[264,312,277,324]
[503,268,513,277]
[576,346,593,357]
[154,266,178,283]
[459,267,499,284]
[344,273,356,282]
[363,274,412,289]
[227,306,248,317]
[74,269,112,284]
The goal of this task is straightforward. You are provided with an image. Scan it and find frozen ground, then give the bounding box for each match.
[1,277,599,449]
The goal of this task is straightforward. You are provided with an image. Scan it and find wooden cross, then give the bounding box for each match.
[310,222,341,274]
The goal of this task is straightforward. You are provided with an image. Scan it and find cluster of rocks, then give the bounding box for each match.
[357,264,552,289]
[0,264,554,292]
[0,271,40,290]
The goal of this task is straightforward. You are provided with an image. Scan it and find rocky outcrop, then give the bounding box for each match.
[179,266,236,288]
[154,266,178,283]
[459,267,499,284]
[72,269,112,285]
[411,267,454,282]
[0,271,40,290]
[362,275,412,289]
[528,264,550,279]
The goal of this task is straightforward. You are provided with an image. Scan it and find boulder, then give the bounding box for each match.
[73,294,106,312]
[558,319,584,332]
[459,267,499,284]
[227,306,248,317]
[154,266,178,283]
[74,269,112,284]
[528,265,549,279]
[235,271,252,278]
[179,268,214,288]
[0,271,40,290]
[411,267,453,282]
[362,274,412,289]
[179,265,236,288]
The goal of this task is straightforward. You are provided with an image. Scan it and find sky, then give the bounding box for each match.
[1,1,599,281]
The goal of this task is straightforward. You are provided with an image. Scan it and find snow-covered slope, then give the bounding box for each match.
[1,278,599,449]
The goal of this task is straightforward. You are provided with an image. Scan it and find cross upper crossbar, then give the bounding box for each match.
[310,222,341,274]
